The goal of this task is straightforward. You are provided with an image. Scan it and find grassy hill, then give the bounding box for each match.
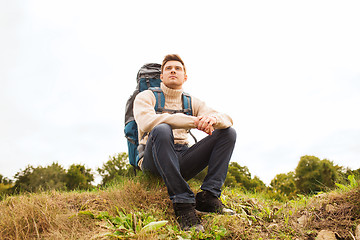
[1,176,359,239]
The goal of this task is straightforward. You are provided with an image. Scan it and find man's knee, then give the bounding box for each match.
[220,127,237,143]
[151,123,173,140]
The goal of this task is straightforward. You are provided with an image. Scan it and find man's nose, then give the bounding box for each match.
[171,69,176,74]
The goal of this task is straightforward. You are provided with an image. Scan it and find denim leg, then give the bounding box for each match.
[141,123,195,204]
[179,127,237,198]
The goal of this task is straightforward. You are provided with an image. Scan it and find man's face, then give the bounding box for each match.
[160,60,187,89]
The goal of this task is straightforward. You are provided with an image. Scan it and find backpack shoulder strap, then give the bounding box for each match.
[149,87,193,116]
[182,92,197,143]
[182,92,192,116]
[149,87,165,113]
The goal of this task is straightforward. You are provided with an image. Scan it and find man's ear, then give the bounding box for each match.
[160,74,163,80]
[183,74,188,83]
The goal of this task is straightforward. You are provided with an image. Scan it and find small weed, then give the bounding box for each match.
[336,174,359,191]
[283,210,292,226]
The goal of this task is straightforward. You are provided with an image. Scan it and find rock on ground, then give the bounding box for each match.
[355,224,360,240]
[316,230,337,240]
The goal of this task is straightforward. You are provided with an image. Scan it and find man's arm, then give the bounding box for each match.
[192,96,233,135]
[133,90,196,133]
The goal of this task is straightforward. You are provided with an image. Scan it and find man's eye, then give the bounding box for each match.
[166,67,172,70]
[175,67,182,70]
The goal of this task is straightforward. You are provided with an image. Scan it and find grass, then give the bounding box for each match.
[1,175,360,239]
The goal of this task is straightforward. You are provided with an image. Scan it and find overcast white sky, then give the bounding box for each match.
[1,0,360,185]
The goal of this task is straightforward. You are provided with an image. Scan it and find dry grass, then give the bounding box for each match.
[0,177,171,239]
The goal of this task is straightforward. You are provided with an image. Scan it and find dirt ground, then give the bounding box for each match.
[292,187,360,240]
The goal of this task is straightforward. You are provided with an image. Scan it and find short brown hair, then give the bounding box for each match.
[161,54,186,73]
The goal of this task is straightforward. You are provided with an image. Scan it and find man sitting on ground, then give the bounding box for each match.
[133,54,237,231]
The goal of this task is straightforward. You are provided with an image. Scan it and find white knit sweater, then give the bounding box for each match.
[133,83,233,167]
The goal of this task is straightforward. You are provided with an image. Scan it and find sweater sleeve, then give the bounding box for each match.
[133,90,197,133]
[192,96,233,129]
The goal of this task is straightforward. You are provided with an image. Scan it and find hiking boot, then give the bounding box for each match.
[173,203,204,232]
[195,190,235,215]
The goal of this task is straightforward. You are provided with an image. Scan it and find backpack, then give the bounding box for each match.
[124,63,193,170]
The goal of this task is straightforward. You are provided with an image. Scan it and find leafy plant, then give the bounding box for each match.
[93,207,168,238]
[336,174,359,191]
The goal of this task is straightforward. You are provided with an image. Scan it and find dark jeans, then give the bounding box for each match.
[141,123,236,204]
